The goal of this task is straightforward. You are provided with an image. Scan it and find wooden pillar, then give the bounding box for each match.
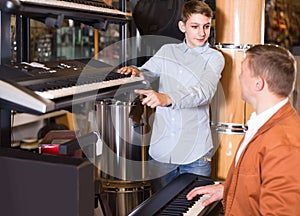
[211,0,265,180]
[215,0,265,45]
[94,29,99,58]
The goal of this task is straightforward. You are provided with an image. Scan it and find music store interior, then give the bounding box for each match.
[0,0,299,215]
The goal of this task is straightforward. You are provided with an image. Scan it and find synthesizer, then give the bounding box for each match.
[128,173,223,216]
[0,59,147,114]
[16,0,127,16]
[1,0,129,29]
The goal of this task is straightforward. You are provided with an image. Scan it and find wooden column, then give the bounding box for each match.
[211,0,265,180]
[94,29,99,58]
[215,0,265,45]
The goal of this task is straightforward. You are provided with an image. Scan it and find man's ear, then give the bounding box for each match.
[178,21,186,33]
[255,77,265,91]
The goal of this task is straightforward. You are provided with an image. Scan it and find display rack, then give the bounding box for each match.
[0,0,130,147]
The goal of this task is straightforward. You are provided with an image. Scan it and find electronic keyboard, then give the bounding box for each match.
[0,59,147,114]
[129,173,223,216]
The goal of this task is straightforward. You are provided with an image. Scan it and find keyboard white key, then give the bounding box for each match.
[35,76,144,99]
[183,194,211,216]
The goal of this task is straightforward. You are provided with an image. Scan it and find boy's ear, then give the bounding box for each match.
[178,21,186,33]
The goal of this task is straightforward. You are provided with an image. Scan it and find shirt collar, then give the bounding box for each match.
[178,39,210,54]
[247,98,289,131]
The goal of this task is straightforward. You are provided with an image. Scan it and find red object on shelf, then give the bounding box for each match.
[39,130,82,157]
[40,144,60,155]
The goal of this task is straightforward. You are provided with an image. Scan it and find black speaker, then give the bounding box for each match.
[0,148,94,216]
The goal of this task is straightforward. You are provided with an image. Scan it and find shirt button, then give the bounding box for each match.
[171,132,175,136]
[171,118,175,121]
[179,70,182,74]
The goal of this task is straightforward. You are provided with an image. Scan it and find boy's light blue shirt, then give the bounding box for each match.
[141,41,225,164]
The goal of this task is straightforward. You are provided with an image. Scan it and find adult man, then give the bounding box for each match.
[187,44,300,215]
[119,0,224,192]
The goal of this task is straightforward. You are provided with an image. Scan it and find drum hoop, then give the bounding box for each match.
[210,122,248,134]
[214,43,255,50]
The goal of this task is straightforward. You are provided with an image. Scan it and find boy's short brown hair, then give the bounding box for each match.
[181,0,213,23]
